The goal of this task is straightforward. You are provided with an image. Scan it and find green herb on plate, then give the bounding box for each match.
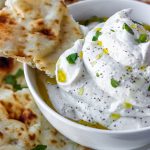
[110,29,115,32]
[123,23,134,35]
[4,68,26,91]
[135,34,149,43]
[143,24,150,32]
[92,31,102,41]
[15,68,24,78]
[111,78,120,88]
[148,85,150,91]
[79,16,108,26]
[110,113,121,120]
[123,102,133,109]
[32,145,47,150]
[5,75,17,86]
[66,53,78,64]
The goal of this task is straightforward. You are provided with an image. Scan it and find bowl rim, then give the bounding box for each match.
[24,0,150,134]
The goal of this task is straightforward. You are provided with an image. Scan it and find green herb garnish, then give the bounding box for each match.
[66,53,78,64]
[143,24,150,32]
[99,17,108,23]
[15,68,24,78]
[148,85,150,91]
[92,36,98,41]
[123,102,133,109]
[110,29,115,32]
[78,87,84,96]
[14,84,23,91]
[96,73,100,77]
[123,23,134,35]
[5,75,17,86]
[79,16,108,26]
[4,68,25,91]
[92,31,102,41]
[32,145,47,150]
[110,113,121,120]
[135,34,149,43]
[111,78,120,88]
[125,66,133,72]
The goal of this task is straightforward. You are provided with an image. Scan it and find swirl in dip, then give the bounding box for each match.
[45,9,150,130]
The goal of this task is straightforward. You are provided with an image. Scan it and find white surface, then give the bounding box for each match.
[24,0,150,150]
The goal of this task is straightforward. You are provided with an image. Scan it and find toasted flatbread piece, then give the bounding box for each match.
[0,59,90,149]
[0,0,83,76]
[0,88,42,149]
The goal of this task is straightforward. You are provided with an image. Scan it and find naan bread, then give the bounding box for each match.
[0,88,42,149]
[0,57,13,82]
[0,0,83,76]
[0,58,90,150]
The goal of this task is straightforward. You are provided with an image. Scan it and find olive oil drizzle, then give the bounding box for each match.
[36,72,56,111]
[36,72,108,130]
[71,119,108,130]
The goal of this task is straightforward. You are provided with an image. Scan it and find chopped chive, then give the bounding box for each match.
[15,69,24,78]
[66,53,78,64]
[14,84,23,91]
[92,31,102,41]
[96,31,101,36]
[96,53,103,60]
[95,28,102,32]
[111,78,120,88]
[125,66,133,72]
[131,24,137,29]
[103,48,109,54]
[110,29,115,32]
[99,17,108,23]
[97,41,103,46]
[96,73,100,77]
[148,85,150,91]
[110,113,121,120]
[92,36,98,41]
[140,65,147,71]
[78,87,84,96]
[143,24,150,32]
[57,69,67,83]
[123,23,134,35]
[5,75,17,86]
[79,16,108,26]
[4,68,25,91]
[78,51,83,59]
[123,102,133,109]
[32,145,47,150]
[135,34,149,43]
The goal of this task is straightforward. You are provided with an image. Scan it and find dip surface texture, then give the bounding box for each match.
[46,9,150,130]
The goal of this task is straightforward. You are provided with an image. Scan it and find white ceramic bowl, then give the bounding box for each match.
[24,0,150,149]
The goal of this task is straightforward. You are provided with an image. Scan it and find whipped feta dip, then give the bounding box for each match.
[46,9,150,130]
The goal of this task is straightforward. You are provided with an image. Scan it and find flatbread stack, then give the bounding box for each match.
[0,0,90,150]
[0,0,83,76]
[0,58,90,150]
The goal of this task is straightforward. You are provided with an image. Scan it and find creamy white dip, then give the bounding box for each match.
[46,9,150,130]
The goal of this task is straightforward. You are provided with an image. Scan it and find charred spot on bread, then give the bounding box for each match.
[0,57,14,73]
